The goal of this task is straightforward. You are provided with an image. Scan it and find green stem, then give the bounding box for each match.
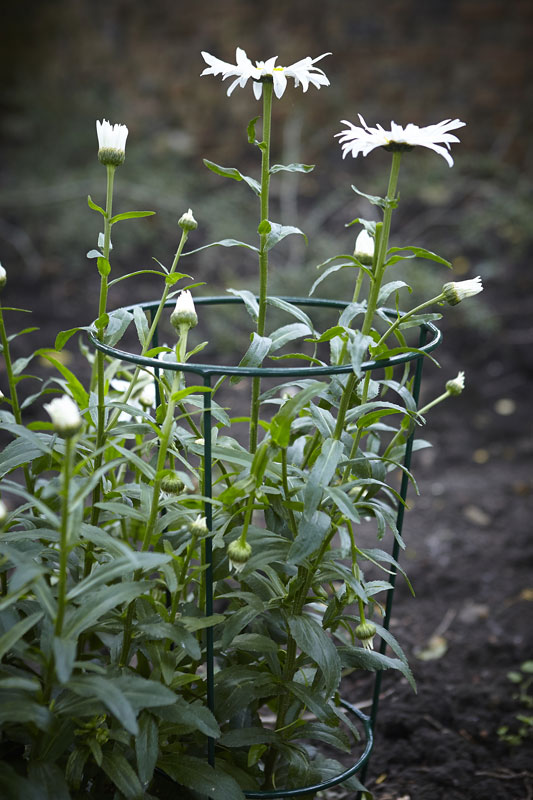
[250,80,274,454]
[89,165,116,540]
[105,229,189,434]
[120,359,184,666]
[333,153,402,446]
[374,293,443,351]
[54,436,74,637]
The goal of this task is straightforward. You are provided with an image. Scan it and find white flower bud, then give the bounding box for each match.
[0,264,6,290]
[139,382,156,408]
[44,395,83,437]
[96,119,128,167]
[354,229,375,266]
[0,499,8,526]
[170,290,198,332]
[191,515,208,536]
[178,208,198,232]
[442,276,483,306]
[227,539,252,573]
[446,371,465,396]
[355,620,377,651]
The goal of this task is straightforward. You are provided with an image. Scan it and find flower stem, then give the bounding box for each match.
[54,436,74,637]
[250,79,273,453]
[333,152,402,445]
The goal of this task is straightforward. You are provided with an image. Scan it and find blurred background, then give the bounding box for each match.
[1,0,532,348]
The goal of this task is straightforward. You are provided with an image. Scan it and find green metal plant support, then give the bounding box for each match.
[89,296,442,798]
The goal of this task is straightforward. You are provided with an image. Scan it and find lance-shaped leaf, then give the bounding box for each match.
[270,381,325,447]
[264,222,308,251]
[288,510,331,564]
[227,288,259,322]
[109,210,155,224]
[182,239,259,256]
[289,615,341,696]
[203,158,261,196]
[303,437,344,517]
[231,333,272,385]
[269,163,315,174]
[346,330,374,377]
[378,280,412,306]
[158,755,246,800]
[351,184,388,208]
[269,322,312,353]
[386,245,451,268]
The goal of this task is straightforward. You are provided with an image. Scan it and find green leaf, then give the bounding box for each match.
[27,762,71,800]
[136,712,158,787]
[269,163,315,174]
[266,296,314,329]
[289,509,331,564]
[265,222,308,251]
[270,381,325,448]
[63,581,153,638]
[54,327,88,351]
[35,351,89,409]
[203,159,261,195]
[0,694,52,730]
[386,245,452,268]
[109,210,155,224]
[97,256,111,278]
[133,306,149,348]
[158,755,246,800]
[67,675,139,735]
[289,615,341,696]
[0,611,43,661]
[398,312,442,330]
[229,633,278,653]
[351,184,387,208]
[269,322,312,353]
[347,331,374,377]
[378,280,412,306]
[86,249,103,259]
[310,262,367,296]
[257,218,272,235]
[303,437,344,516]
[219,727,276,746]
[183,239,259,256]
[227,288,259,322]
[52,637,76,684]
[325,485,361,522]
[102,752,144,800]
[155,698,220,738]
[247,115,261,144]
[87,195,105,216]
[286,682,337,724]
[230,333,272,384]
[103,307,134,347]
[339,646,416,691]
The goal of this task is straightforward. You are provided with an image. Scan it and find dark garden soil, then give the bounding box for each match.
[4,266,533,800]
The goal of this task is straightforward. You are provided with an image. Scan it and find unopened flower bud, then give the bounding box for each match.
[442,276,483,306]
[139,383,156,408]
[227,539,252,573]
[446,370,465,396]
[0,264,6,290]
[96,119,128,167]
[355,620,377,651]
[178,208,198,232]
[161,473,185,495]
[354,229,375,266]
[191,514,208,536]
[44,395,83,437]
[0,499,8,526]
[170,290,198,332]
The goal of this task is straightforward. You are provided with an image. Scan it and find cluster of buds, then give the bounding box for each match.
[44,395,83,438]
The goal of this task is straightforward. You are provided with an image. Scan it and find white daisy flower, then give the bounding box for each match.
[96,119,128,166]
[336,115,466,167]
[442,276,483,305]
[201,47,331,100]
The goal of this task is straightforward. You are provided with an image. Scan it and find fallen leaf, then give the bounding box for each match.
[414,635,448,661]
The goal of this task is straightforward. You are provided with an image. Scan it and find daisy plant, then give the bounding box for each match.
[0,47,486,800]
